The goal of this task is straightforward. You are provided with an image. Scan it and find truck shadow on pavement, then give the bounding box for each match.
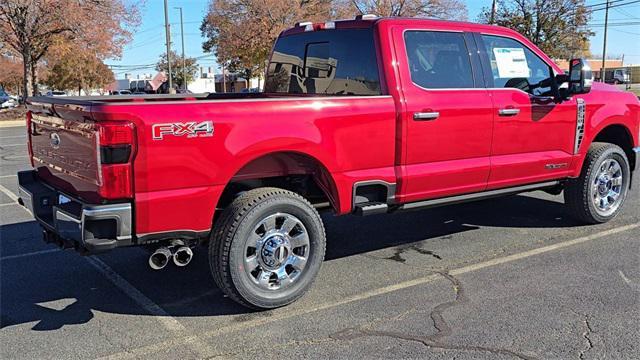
[0,193,579,330]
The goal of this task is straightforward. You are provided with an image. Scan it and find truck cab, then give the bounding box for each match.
[18,16,640,310]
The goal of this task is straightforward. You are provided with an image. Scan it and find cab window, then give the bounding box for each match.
[481,35,554,96]
[404,31,475,89]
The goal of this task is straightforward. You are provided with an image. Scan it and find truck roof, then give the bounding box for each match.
[281,16,522,39]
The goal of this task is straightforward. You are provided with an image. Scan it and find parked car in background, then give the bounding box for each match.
[0,89,18,109]
[45,91,67,97]
[240,87,260,93]
[604,68,630,84]
[17,16,640,311]
[111,90,132,95]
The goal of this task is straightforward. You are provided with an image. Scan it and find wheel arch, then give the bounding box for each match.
[591,124,636,172]
[215,151,341,214]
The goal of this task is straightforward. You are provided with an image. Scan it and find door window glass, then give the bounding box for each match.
[481,35,553,96]
[404,31,474,89]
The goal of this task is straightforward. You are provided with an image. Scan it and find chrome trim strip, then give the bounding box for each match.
[101,95,394,107]
[574,98,586,154]
[399,181,560,211]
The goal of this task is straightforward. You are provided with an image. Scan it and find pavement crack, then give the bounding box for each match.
[579,315,594,360]
[330,271,537,360]
[383,244,442,263]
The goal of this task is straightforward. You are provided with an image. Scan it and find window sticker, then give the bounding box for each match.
[493,48,529,78]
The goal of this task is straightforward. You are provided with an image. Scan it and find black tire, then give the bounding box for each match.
[209,187,326,309]
[564,142,630,224]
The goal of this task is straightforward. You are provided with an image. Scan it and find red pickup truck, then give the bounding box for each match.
[18,16,639,309]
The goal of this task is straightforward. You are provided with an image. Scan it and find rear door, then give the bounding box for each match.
[477,34,577,189]
[395,29,494,202]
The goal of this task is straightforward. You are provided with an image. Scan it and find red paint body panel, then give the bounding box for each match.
[24,18,639,240]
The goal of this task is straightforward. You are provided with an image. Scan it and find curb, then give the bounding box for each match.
[0,120,25,128]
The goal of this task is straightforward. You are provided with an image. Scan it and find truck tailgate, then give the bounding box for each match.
[28,102,101,202]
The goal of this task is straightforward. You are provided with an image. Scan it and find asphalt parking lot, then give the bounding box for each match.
[0,123,638,359]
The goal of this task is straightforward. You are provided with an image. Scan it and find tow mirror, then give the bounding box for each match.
[568,58,593,94]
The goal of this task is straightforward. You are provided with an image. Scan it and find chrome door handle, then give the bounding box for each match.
[413,112,440,121]
[498,108,520,116]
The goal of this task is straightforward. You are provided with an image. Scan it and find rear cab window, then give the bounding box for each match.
[264,29,382,96]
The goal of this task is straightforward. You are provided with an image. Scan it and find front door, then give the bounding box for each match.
[396,29,494,203]
[477,34,577,189]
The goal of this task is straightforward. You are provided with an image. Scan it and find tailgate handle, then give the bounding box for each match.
[413,111,440,121]
[498,108,520,116]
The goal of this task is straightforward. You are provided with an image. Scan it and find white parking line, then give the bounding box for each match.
[0,135,25,139]
[0,174,17,179]
[0,183,19,202]
[103,222,640,359]
[0,143,26,147]
[0,183,31,214]
[2,155,28,160]
[0,249,60,261]
[85,257,214,357]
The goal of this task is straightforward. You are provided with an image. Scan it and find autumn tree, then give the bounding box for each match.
[0,55,23,95]
[201,0,332,83]
[0,0,139,98]
[478,0,592,59]
[43,47,114,95]
[156,51,199,89]
[336,0,467,19]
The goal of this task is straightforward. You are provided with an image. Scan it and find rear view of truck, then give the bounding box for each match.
[19,99,136,253]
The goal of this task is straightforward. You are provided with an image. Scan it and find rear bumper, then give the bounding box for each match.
[17,170,132,254]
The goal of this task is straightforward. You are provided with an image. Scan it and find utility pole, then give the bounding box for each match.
[221,63,226,93]
[601,0,610,82]
[163,0,174,93]
[175,7,187,91]
[490,0,497,25]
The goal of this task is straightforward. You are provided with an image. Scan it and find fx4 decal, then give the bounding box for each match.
[152,121,214,140]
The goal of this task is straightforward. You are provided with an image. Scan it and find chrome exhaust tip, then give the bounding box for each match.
[172,246,193,267]
[149,247,172,270]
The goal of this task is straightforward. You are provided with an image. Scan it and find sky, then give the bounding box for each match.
[108,0,640,79]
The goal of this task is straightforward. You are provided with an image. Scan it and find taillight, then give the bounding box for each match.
[97,122,136,199]
[26,111,34,167]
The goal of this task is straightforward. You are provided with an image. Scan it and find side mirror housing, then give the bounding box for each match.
[568,58,593,94]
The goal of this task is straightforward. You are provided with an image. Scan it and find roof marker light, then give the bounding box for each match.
[355,14,378,20]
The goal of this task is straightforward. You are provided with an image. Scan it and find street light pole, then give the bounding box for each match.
[601,0,610,82]
[490,0,497,25]
[163,0,174,93]
[175,7,187,91]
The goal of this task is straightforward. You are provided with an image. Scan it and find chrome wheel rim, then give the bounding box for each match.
[591,158,624,216]
[243,213,310,291]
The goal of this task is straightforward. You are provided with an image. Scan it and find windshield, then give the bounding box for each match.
[265,29,381,96]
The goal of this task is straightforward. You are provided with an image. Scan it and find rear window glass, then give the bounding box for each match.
[264,29,381,96]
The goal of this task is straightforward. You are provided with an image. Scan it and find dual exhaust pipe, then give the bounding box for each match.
[148,246,193,270]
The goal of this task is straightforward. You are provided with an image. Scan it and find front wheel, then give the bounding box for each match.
[564,142,631,224]
[209,187,326,309]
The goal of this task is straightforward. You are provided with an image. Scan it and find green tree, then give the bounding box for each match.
[478,0,592,59]
[156,51,199,89]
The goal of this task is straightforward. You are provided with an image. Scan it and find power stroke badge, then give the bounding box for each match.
[152,121,214,140]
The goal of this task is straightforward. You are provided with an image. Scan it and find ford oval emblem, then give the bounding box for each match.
[50,132,61,149]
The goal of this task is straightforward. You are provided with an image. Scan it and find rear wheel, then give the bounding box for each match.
[210,187,326,309]
[564,142,630,224]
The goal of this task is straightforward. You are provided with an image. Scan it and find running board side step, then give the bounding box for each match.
[354,202,389,216]
[397,181,560,211]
